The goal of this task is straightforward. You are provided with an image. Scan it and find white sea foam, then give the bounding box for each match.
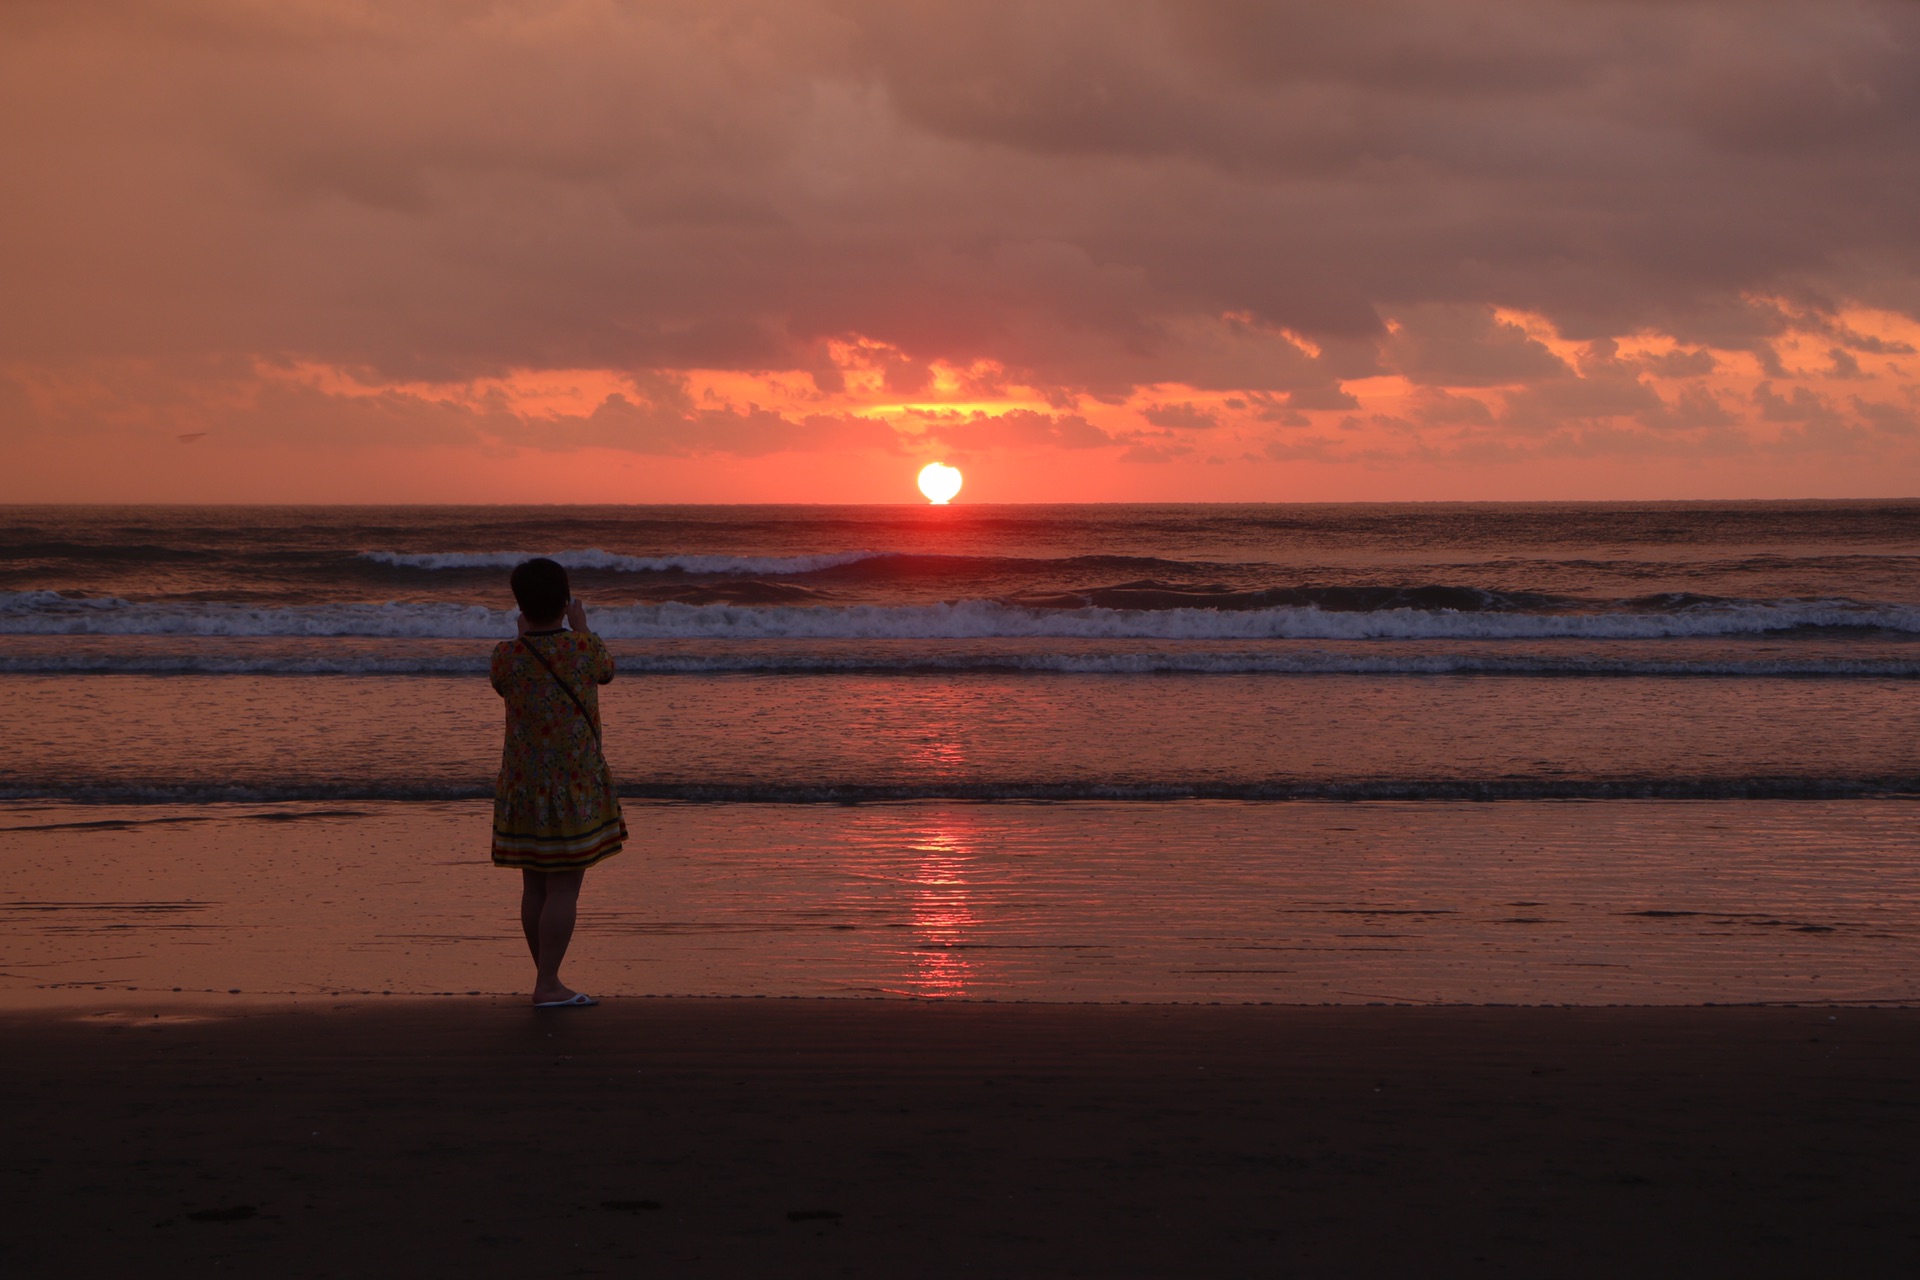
[357,548,883,575]
[0,593,510,638]
[589,597,1920,642]
[7,591,1920,641]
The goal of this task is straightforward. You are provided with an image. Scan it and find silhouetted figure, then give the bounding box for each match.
[490,557,626,1007]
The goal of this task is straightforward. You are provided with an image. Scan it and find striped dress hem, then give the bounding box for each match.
[491,813,628,872]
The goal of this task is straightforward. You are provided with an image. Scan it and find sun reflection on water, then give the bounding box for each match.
[905,819,980,999]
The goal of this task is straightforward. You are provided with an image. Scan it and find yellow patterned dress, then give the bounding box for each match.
[490,628,627,871]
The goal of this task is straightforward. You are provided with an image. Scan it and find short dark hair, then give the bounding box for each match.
[510,558,570,622]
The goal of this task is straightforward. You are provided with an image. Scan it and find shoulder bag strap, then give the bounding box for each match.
[517,635,601,744]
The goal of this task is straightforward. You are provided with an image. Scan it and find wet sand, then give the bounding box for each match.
[4,999,1917,1277]
[7,799,1918,1006]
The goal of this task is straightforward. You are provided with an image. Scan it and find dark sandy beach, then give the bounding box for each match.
[4,999,1916,1277]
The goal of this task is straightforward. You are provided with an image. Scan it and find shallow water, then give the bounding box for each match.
[3,799,1915,1006]
[3,672,1919,804]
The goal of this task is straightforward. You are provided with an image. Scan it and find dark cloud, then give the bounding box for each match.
[1501,339,1667,431]
[1656,386,1741,431]
[1385,306,1571,387]
[1754,383,1844,426]
[1286,384,1362,412]
[1408,388,1495,426]
[1853,397,1918,436]
[922,408,1113,452]
[1637,348,1718,379]
[1141,402,1218,429]
[556,398,901,457]
[1827,348,1868,380]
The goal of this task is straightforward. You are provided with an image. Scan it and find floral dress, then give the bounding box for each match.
[490,628,627,871]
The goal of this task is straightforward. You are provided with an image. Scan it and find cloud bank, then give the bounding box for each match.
[2,0,1917,498]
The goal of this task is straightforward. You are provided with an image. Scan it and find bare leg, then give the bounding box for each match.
[519,870,546,965]
[530,869,586,1004]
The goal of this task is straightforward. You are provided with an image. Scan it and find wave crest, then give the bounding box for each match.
[7,591,1920,641]
[357,548,881,575]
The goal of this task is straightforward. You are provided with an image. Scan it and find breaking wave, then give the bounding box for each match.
[9,590,1920,642]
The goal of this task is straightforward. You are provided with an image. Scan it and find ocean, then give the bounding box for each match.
[3,501,1918,1003]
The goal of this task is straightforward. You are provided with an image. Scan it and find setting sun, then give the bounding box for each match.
[917,462,963,504]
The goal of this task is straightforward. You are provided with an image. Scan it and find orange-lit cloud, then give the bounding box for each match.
[2,1,1918,501]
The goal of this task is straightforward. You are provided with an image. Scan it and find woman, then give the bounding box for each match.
[490,557,626,1007]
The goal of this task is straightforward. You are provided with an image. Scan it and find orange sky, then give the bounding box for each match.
[4,1,1918,503]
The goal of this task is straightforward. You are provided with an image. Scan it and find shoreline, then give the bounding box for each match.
[12,988,1920,1011]
[7,999,1918,1275]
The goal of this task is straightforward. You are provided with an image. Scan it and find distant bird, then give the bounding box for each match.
[177,432,208,443]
